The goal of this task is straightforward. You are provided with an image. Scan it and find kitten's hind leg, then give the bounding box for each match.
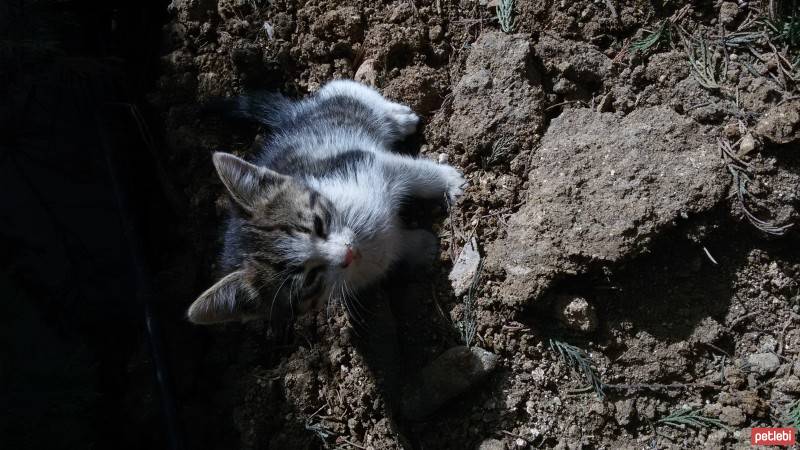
[317,79,420,139]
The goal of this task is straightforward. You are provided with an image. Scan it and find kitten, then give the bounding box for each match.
[187,80,465,324]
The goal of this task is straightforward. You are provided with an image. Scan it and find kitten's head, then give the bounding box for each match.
[187,152,363,324]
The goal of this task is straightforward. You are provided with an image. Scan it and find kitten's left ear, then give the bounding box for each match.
[212,152,289,211]
[187,270,263,324]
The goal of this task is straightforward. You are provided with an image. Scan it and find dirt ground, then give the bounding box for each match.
[150,0,800,448]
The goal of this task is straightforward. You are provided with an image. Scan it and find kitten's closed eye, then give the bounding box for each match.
[313,215,326,238]
[300,265,326,304]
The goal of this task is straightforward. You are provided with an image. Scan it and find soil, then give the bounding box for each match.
[150,0,800,449]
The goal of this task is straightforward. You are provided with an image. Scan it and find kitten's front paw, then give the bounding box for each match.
[439,164,466,205]
[386,102,420,136]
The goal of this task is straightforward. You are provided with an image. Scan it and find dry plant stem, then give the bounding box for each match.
[605,382,721,393]
[718,138,793,235]
[657,408,729,430]
[496,0,514,33]
[788,400,800,428]
[550,340,605,398]
[458,260,483,347]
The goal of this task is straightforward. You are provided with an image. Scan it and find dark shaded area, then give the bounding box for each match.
[0,1,221,448]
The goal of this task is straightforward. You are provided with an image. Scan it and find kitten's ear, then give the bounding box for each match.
[212,152,288,210]
[187,270,262,324]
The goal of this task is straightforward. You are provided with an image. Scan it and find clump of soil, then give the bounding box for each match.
[151,0,800,448]
[488,105,728,307]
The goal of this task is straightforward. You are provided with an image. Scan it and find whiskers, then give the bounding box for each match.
[268,271,294,321]
[330,279,377,337]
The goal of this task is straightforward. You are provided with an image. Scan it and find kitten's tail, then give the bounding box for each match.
[203,92,295,128]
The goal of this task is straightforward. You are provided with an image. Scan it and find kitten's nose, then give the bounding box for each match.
[341,247,360,268]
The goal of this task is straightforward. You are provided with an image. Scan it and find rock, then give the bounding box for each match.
[689,317,725,345]
[723,122,741,139]
[719,2,740,29]
[706,430,728,449]
[401,346,499,420]
[428,24,444,42]
[555,295,598,333]
[614,399,636,426]
[354,58,378,87]
[776,375,800,394]
[739,133,757,156]
[719,406,746,426]
[721,391,767,417]
[448,32,545,159]
[477,439,505,450]
[754,100,800,144]
[449,237,482,297]
[487,106,727,306]
[747,352,780,376]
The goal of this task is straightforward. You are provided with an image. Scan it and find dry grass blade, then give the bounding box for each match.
[788,400,800,429]
[657,407,729,430]
[718,138,793,235]
[305,407,337,448]
[549,339,605,398]
[496,0,514,33]
[457,260,483,347]
[683,34,723,90]
[632,20,671,52]
[483,136,514,168]
[722,31,765,49]
[761,10,800,49]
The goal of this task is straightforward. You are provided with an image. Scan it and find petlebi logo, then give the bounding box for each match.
[750,428,795,446]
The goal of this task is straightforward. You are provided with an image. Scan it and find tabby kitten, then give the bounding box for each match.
[187,80,465,324]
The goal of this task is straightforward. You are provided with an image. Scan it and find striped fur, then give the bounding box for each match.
[187,80,464,325]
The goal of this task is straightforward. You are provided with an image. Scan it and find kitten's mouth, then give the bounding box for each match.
[341,247,361,268]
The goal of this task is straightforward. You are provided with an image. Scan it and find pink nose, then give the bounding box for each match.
[342,247,360,268]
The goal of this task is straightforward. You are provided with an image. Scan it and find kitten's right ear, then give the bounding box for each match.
[187,270,262,324]
[212,152,289,211]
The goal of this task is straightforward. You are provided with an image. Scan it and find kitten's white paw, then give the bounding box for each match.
[438,164,466,205]
[386,102,419,136]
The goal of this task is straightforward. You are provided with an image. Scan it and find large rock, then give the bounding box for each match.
[487,106,728,306]
[448,32,545,159]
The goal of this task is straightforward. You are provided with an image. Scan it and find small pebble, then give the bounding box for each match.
[449,237,481,297]
[477,439,504,450]
[555,295,598,333]
[739,133,757,156]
